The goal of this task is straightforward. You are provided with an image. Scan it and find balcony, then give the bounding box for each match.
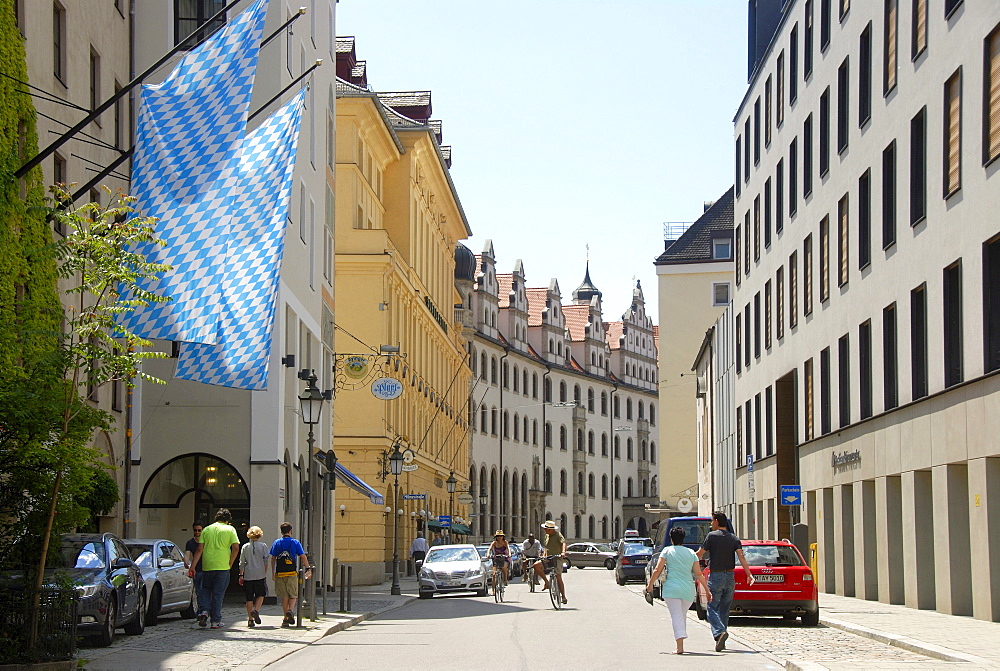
[636,419,650,436]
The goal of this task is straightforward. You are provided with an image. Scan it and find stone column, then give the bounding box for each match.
[967,458,999,620]
[833,484,855,596]
[932,463,972,615]
[853,479,878,600]
[902,470,935,610]
[875,475,904,604]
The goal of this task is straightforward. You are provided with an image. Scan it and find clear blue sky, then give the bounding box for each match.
[337,1,748,322]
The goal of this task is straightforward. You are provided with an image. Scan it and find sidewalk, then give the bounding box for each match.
[805,591,1000,670]
[79,576,419,670]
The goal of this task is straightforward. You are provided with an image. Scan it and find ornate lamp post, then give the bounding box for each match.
[446,472,457,544]
[298,370,325,621]
[389,443,404,596]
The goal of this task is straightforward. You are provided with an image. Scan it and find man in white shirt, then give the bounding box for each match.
[410,532,429,567]
[521,533,543,582]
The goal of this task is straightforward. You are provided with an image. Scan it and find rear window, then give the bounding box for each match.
[742,545,804,567]
[623,544,651,556]
[668,519,712,546]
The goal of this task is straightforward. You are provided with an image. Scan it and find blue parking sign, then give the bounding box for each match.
[780,485,802,506]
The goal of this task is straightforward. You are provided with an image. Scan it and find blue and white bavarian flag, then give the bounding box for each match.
[121,0,268,344]
[175,89,306,390]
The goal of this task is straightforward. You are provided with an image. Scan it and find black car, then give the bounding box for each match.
[615,543,654,585]
[59,533,147,646]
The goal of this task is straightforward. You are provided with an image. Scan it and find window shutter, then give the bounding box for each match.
[946,73,961,194]
[885,0,897,92]
[914,0,926,56]
[988,30,1000,161]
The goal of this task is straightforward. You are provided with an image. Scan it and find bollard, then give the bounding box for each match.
[295,566,303,628]
[347,565,353,612]
[339,564,346,612]
[810,542,818,576]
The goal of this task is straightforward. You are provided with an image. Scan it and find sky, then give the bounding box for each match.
[336,1,749,322]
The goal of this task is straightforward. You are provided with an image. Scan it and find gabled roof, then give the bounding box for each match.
[525,288,548,326]
[336,36,356,54]
[562,304,592,341]
[497,273,513,308]
[654,187,735,265]
[605,321,625,351]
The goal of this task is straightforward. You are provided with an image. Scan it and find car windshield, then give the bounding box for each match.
[426,548,480,563]
[58,540,106,569]
[624,544,651,556]
[127,544,154,568]
[475,546,489,557]
[594,544,614,552]
[670,519,712,546]
[742,545,804,567]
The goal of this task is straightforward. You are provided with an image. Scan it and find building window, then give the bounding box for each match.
[765,76,773,146]
[804,357,814,440]
[820,347,831,435]
[986,25,1000,164]
[765,386,774,455]
[777,51,785,125]
[754,97,761,164]
[736,314,742,373]
[777,266,785,339]
[744,212,751,275]
[803,115,814,197]
[859,169,872,269]
[790,24,799,102]
[745,118,751,181]
[819,216,830,303]
[805,0,814,79]
[744,303,752,366]
[745,401,753,459]
[859,320,873,419]
[945,0,962,18]
[754,292,762,359]
[819,0,832,49]
[754,393,762,459]
[735,136,742,198]
[943,261,964,388]
[884,0,898,94]
[53,3,66,82]
[736,406,743,463]
[911,0,927,60]
[837,59,849,153]
[838,334,851,428]
[89,48,101,117]
[175,0,226,48]
[753,196,760,261]
[790,251,799,329]
[712,238,732,260]
[804,233,814,315]
[819,88,831,176]
[735,224,741,283]
[860,23,873,127]
[776,159,785,233]
[765,280,773,350]
[944,70,962,197]
[911,284,928,400]
[838,194,849,287]
[884,303,899,409]
[882,141,897,248]
[789,138,799,216]
[713,282,731,306]
[764,178,772,248]
[910,107,927,225]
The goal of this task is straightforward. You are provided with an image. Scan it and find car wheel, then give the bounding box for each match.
[123,588,146,636]
[91,596,117,647]
[476,589,488,597]
[801,609,820,626]
[695,601,708,621]
[615,571,625,586]
[179,587,196,619]
[145,585,162,626]
[604,558,615,570]
[418,592,431,599]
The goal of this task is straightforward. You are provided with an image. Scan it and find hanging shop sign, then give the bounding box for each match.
[344,355,371,379]
[371,377,404,400]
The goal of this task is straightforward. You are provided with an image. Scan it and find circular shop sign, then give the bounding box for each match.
[371,377,404,400]
[344,356,371,379]
[457,493,475,505]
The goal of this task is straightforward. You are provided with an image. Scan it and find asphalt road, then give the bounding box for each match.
[266,568,785,670]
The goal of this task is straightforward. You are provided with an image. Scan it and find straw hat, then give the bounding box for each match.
[493,529,506,537]
[541,520,558,530]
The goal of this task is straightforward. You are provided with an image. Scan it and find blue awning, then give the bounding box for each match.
[334,463,385,505]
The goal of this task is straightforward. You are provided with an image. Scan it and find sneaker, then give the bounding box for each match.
[248,617,255,628]
[281,619,291,628]
[715,631,728,652]
[211,622,222,629]
[197,612,208,628]
[251,609,261,625]
[284,610,294,623]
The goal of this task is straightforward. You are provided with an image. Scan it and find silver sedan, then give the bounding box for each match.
[418,544,489,598]
[123,539,196,625]
[565,542,619,570]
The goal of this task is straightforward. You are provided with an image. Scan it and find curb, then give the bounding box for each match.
[784,660,829,671]
[819,616,994,666]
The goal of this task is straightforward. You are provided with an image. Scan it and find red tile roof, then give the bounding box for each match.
[526,288,548,326]
[497,274,513,308]
[562,304,591,341]
[605,321,625,350]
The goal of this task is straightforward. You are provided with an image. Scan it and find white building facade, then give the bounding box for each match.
[465,242,659,542]
[733,0,1000,620]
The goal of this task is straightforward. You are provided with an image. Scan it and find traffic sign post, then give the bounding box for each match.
[780,484,802,506]
[439,515,451,528]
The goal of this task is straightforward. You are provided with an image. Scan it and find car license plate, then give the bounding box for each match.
[440,579,460,587]
[754,574,784,583]
[635,560,647,566]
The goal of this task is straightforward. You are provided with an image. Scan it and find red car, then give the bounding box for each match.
[696,539,819,626]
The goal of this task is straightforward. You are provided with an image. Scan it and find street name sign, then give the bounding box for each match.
[402,493,426,500]
[780,484,802,506]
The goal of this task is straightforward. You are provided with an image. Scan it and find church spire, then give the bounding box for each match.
[572,261,602,303]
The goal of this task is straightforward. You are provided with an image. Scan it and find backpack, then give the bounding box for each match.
[274,539,298,577]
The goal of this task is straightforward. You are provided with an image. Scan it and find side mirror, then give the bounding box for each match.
[158,558,176,568]
[112,557,135,570]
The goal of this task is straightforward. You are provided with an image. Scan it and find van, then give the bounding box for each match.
[650,516,713,554]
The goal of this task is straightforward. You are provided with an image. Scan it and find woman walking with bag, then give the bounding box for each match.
[645,526,711,654]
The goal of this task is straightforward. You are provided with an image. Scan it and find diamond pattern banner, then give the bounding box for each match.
[175,89,306,390]
[120,0,268,344]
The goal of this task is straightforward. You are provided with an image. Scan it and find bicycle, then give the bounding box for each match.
[539,556,564,610]
[523,557,540,592]
[491,558,508,602]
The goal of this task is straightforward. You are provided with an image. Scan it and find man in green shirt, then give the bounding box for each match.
[188,508,240,628]
[534,520,568,604]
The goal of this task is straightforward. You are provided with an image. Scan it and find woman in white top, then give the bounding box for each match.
[645,526,711,654]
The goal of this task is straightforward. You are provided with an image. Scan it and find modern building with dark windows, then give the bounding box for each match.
[730,0,1000,621]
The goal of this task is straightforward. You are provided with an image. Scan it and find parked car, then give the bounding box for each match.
[615,543,653,585]
[122,539,196,625]
[565,542,618,570]
[417,544,488,598]
[695,539,819,625]
[59,533,147,646]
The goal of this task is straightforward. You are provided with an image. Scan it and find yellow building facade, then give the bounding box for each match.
[333,71,473,584]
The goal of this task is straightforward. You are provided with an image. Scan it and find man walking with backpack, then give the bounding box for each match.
[270,523,311,627]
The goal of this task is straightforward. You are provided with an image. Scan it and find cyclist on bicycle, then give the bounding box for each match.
[487,530,511,586]
[533,520,568,605]
[521,533,542,582]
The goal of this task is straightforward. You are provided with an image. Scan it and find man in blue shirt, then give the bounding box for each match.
[269,523,311,627]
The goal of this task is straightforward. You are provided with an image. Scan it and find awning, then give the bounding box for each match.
[451,523,473,535]
[334,463,385,505]
[426,519,443,531]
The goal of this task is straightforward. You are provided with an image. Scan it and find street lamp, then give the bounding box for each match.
[446,472,457,543]
[479,487,488,543]
[297,370,325,622]
[389,443,404,596]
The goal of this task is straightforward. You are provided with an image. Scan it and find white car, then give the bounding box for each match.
[417,544,488,599]
[122,539,196,625]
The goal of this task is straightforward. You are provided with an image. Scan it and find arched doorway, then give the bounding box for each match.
[140,453,250,589]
